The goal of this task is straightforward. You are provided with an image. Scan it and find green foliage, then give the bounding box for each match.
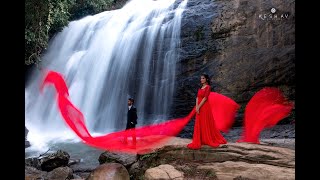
[48,0,75,37]
[25,0,75,65]
[69,0,115,21]
[25,0,116,65]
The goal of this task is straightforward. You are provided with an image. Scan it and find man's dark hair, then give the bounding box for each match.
[128,98,134,104]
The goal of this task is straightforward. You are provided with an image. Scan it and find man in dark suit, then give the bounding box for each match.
[124,98,137,145]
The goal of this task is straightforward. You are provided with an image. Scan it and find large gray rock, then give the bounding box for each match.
[25,150,71,172]
[145,164,184,180]
[25,157,41,170]
[198,161,294,180]
[47,166,73,180]
[157,143,294,167]
[25,166,74,180]
[25,126,31,148]
[25,141,31,148]
[137,138,294,180]
[99,151,138,167]
[172,0,295,125]
[25,126,28,140]
[87,163,130,180]
[39,150,70,171]
[25,166,48,180]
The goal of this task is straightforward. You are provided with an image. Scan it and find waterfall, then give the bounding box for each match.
[25,0,188,149]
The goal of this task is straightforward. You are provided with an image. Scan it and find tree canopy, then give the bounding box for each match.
[25,0,116,65]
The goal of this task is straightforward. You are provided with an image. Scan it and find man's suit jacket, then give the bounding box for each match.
[126,105,138,129]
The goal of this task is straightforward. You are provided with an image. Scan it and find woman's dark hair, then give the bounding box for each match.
[128,98,134,104]
[201,73,211,85]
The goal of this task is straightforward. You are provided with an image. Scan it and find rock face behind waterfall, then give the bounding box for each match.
[172,0,295,124]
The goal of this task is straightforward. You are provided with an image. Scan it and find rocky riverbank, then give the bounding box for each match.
[25,125,295,180]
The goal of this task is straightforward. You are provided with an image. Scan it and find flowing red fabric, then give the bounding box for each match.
[208,92,241,133]
[187,85,240,149]
[58,91,196,154]
[40,70,69,97]
[237,87,294,144]
[41,70,240,154]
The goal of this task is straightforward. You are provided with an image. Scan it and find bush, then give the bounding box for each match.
[25,0,116,65]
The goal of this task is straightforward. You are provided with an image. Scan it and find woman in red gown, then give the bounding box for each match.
[187,74,227,149]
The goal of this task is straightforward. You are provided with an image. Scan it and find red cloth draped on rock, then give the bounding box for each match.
[237,87,294,144]
[40,70,240,154]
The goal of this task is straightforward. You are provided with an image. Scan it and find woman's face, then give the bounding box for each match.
[200,76,207,84]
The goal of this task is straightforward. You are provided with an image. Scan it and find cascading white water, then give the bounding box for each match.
[25,0,188,151]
